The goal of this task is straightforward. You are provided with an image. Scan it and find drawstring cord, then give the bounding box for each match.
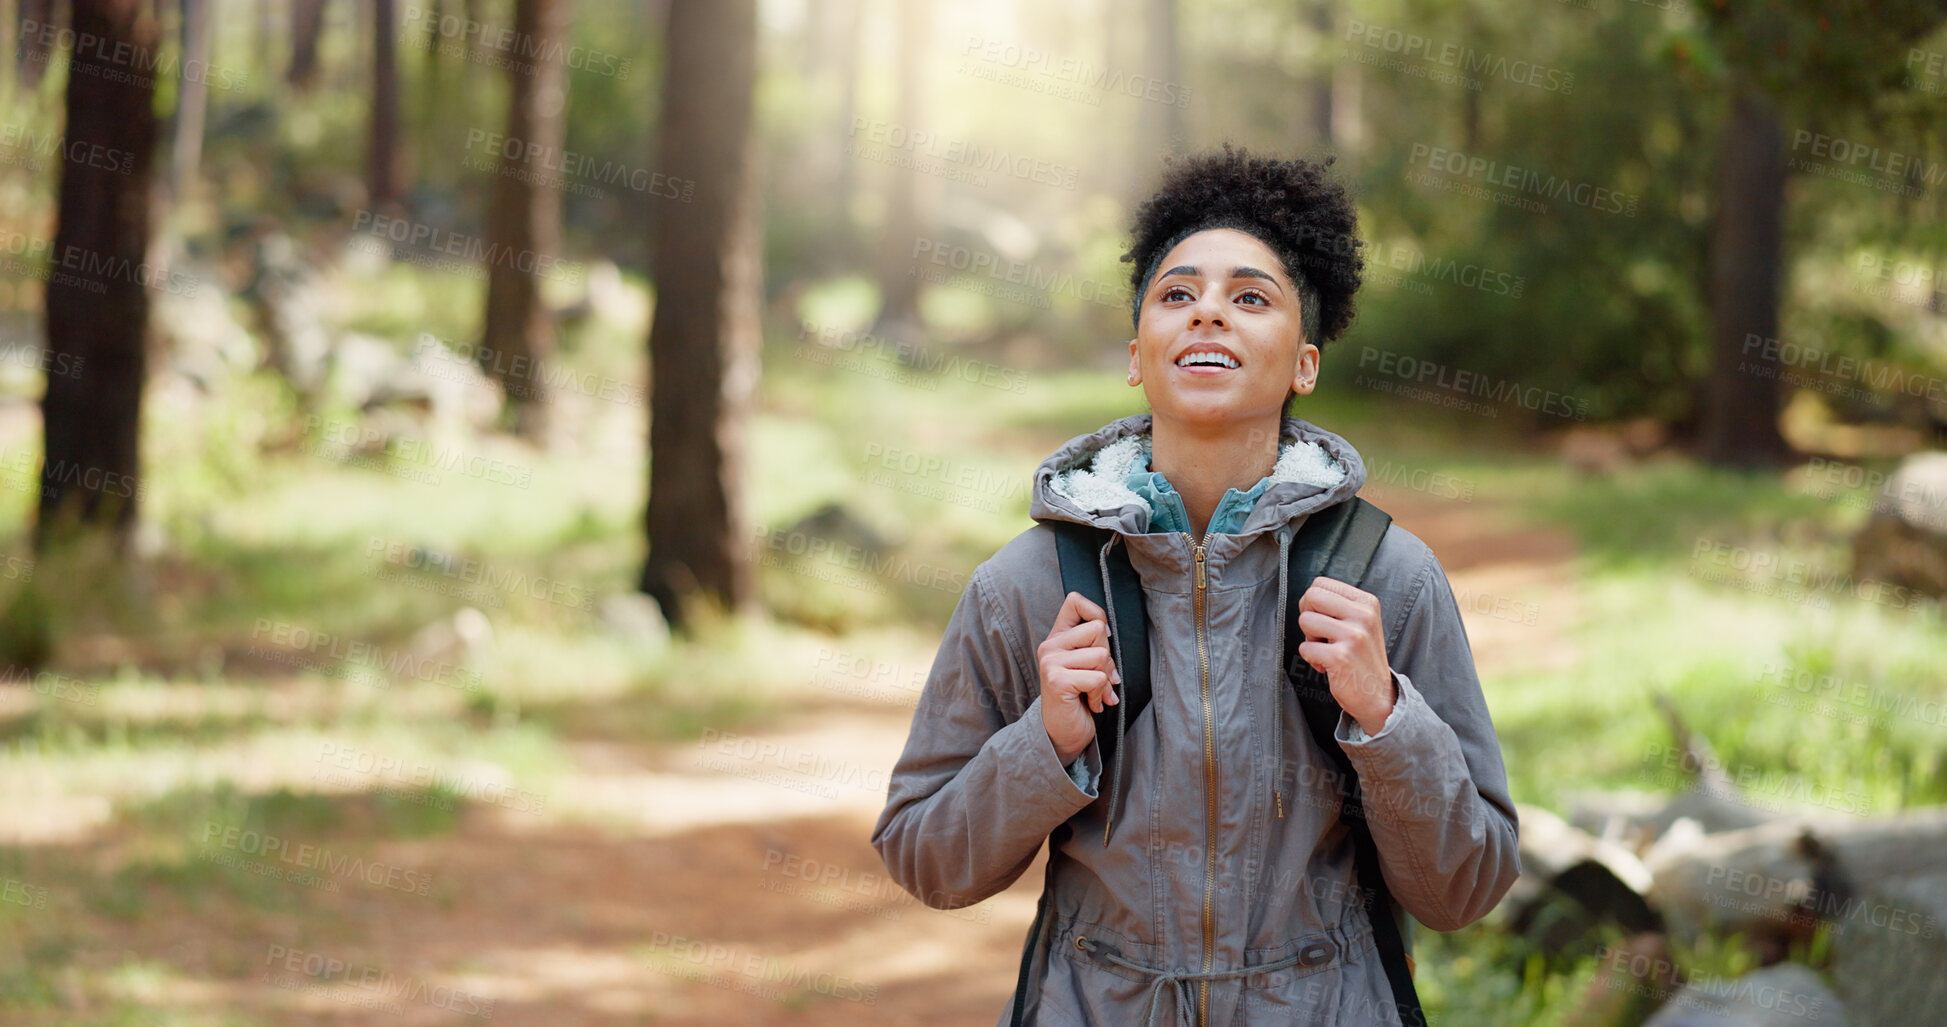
[1074,933,1337,1027]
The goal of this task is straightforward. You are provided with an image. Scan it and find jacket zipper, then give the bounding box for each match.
[1188,531,1214,1027]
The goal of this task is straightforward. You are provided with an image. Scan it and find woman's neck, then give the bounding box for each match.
[1148,414,1283,541]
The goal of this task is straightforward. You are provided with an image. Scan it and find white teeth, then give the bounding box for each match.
[1176,351,1239,369]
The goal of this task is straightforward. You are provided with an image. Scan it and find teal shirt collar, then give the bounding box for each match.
[1126,448,1277,538]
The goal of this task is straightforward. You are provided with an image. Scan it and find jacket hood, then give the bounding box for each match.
[1030,413,1367,538]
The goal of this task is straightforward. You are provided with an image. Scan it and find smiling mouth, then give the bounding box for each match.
[1175,351,1240,370]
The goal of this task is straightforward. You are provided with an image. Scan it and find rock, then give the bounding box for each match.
[1830,872,1947,1027]
[1850,452,1947,599]
[1507,804,1662,948]
[1645,809,1947,958]
[597,592,670,650]
[408,606,496,668]
[1641,963,1846,1027]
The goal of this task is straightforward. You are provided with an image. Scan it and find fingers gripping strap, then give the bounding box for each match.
[1048,523,1150,792]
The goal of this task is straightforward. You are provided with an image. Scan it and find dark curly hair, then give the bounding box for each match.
[1122,144,1365,353]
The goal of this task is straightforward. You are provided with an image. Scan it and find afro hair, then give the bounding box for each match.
[1122,144,1365,351]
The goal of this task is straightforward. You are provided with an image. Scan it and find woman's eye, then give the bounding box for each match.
[1163,287,1193,302]
[1236,291,1268,306]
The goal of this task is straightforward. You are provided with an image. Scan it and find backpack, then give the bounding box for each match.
[1008,496,1425,1027]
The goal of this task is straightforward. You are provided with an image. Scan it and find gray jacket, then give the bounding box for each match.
[870,414,1520,1026]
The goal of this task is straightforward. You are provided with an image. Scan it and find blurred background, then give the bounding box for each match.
[1,0,1944,1023]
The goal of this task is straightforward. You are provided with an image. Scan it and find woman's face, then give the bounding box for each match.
[1128,228,1318,433]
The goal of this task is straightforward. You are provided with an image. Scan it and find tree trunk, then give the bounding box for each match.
[829,0,863,267]
[479,0,570,437]
[16,0,55,90]
[1698,82,1791,468]
[640,0,760,628]
[35,0,157,554]
[366,0,402,210]
[288,0,327,90]
[1307,1,1332,148]
[1140,0,1183,161]
[869,0,925,348]
[168,0,210,198]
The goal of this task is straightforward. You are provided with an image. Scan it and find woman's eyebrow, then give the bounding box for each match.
[1159,265,1281,285]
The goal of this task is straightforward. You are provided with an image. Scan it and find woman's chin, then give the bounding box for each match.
[1148,400,1285,435]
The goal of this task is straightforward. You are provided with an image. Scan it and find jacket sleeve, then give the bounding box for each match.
[1331,547,1522,932]
[870,564,1102,909]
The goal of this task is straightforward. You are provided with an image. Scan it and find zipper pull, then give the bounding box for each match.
[1276,789,1284,819]
[1194,546,1206,590]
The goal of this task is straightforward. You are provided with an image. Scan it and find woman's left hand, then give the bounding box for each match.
[1296,576,1397,736]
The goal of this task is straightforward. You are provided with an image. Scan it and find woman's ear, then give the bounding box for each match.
[1290,341,1320,395]
[1127,337,1142,386]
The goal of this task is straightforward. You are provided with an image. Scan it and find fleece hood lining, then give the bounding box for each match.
[1047,430,1346,524]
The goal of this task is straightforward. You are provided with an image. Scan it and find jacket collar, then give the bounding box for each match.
[1030,414,1367,539]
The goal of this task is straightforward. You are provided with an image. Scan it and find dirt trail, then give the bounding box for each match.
[63,489,1575,1026]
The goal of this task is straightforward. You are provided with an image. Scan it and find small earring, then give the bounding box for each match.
[1127,374,1137,385]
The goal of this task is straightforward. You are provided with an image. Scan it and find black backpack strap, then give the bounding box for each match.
[1009,824,1068,1027]
[1047,522,1151,791]
[1015,524,1151,1025]
[1285,498,1426,1027]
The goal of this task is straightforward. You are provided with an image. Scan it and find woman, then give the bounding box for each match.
[871,145,1520,1026]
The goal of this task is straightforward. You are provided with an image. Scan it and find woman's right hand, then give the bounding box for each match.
[1038,591,1119,765]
